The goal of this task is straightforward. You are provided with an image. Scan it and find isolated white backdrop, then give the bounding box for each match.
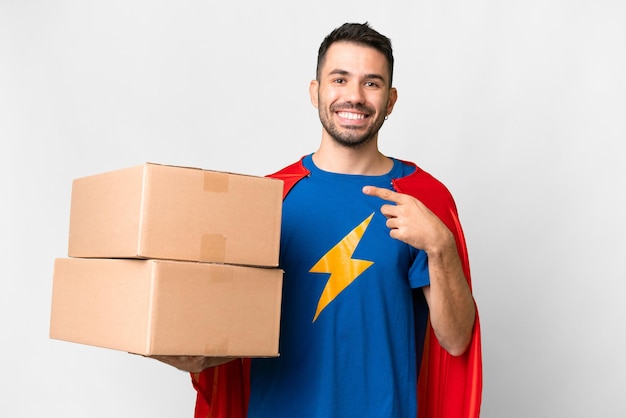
[1,1,625,417]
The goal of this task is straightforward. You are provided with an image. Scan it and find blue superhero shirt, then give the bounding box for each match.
[248,154,430,418]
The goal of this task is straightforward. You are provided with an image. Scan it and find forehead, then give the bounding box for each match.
[321,41,390,81]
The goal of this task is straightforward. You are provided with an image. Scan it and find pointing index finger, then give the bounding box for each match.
[362,185,401,203]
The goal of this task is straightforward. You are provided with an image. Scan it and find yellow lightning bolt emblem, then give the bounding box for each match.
[309,213,375,322]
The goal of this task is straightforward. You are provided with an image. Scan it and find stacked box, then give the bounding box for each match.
[50,163,284,357]
[67,162,282,266]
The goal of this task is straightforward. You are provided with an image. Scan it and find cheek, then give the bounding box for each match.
[377,97,392,112]
[318,86,343,104]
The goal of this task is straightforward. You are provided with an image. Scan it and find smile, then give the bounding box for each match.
[337,111,367,120]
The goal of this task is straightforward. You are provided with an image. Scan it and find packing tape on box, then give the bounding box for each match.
[200,233,227,262]
[203,171,229,193]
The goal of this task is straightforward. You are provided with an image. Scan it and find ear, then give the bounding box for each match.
[386,87,398,116]
[309,80,319,109]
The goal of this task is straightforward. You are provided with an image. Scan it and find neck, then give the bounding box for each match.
[312,137,393,175]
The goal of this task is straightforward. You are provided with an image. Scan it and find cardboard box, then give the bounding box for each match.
[68,163,283,267]
[49,258,283,356]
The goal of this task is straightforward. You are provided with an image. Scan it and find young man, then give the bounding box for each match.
[160,22,482,418]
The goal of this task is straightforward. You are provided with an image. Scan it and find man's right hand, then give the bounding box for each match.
[147,355,236,372]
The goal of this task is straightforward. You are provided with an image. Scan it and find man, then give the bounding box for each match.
[159,22,482,418]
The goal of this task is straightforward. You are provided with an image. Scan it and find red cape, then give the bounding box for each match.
[191,158,482,418]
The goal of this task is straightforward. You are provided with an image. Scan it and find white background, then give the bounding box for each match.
[1,0,625,417]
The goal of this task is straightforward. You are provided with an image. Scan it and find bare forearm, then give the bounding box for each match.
[423,237,476,356]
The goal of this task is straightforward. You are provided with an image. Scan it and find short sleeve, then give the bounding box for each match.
[408,249,430,289]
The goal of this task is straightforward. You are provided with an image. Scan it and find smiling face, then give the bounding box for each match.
[310,41,397,149]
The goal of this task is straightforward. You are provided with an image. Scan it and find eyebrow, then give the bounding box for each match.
[328,69,387,83]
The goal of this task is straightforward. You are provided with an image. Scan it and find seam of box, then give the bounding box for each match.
[146,260,158,355]
[137,163,149,256]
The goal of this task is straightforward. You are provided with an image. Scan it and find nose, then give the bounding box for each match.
[344,83,365,104]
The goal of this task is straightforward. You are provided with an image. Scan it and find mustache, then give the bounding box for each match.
[330,103,373,114]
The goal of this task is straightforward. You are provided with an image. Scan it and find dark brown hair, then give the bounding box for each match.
[316,22,394,85]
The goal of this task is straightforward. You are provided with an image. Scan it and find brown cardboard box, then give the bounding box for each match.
[50,257,283,356]
[68,163,283,267]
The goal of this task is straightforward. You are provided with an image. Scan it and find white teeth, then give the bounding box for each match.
[337,112,365,120]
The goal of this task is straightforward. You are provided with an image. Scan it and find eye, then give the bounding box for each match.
[364,81,379,88]
[333,78,346,84]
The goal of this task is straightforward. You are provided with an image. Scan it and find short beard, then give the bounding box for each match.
[319,104,386,149]
[325,124,376,148]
